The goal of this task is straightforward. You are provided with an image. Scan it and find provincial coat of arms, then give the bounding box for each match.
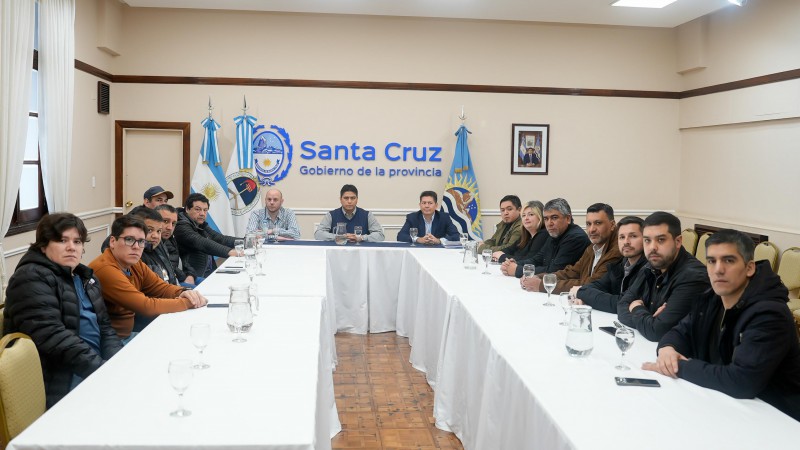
[252,124,293,186]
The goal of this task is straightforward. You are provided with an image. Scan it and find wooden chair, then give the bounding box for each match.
[777,247,800,314]
[0,333,45,448]
[681,228,699,255]
[695,233,712,263]
[753,241,779,270]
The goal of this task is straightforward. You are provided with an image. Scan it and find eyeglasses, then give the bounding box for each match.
[117,236,147,248]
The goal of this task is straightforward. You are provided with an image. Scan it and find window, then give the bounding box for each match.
[6,3,47,237]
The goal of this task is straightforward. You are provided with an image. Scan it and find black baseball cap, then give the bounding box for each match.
[143,186,174,200]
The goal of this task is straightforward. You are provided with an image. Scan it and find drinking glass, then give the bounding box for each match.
[244,233,258,257]
[227,302,252,343]
[566,306,593,357]
[409,228,419,246]
[542,273,557,306]
[481,249,492,274]
[190,323,211,370]
[615,327,635,370]
[354,226,363,245]
[459,233,468,257]
[233,239,244,257]
[255,247,267,276]
[558,293,573,326]
[168,359,193,417]
[245,255,259,282]
[522,264,535,290]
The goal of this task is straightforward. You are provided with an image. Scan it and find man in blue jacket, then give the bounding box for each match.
[643,229,800,421]
[397,191,460,244]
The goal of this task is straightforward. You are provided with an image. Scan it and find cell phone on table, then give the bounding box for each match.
[615,377,660,387]
[599,326,616,336]
[215,269,241,274]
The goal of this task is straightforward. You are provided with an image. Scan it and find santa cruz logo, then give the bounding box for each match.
[253,124,293,186]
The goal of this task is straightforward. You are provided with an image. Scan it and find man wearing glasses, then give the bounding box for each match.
[90,216,207,342]
[174,193,239,277]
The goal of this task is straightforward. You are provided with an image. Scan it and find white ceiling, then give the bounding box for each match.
[122,0,736,28]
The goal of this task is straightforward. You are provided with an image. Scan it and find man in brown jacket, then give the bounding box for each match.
[90,215,207,342]
[522,203,621,294]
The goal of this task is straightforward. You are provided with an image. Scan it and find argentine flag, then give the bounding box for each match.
[190,116,234,235]
[441,125,482,240]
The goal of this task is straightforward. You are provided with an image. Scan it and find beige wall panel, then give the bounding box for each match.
[75,0,116,72]
[114,9,681,91]
[680,0,800,90]
[110,82,679,239]
[70,71,115,213]
[680,79,800,129]
[677,118,800,243]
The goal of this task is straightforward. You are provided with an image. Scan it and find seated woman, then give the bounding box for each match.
[496,200,548,274]
[4,213,123,408]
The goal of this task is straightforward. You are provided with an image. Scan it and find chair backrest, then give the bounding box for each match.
[777,247,800,292]
[695,233,712,264]
[754,241,779,270]
[0,333,45,448]
[681,228,699,255]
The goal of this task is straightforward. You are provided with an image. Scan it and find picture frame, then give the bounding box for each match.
[511,124,550,175]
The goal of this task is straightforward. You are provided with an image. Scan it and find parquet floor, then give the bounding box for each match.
[332,332,464,450]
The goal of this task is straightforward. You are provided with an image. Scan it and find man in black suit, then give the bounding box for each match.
[397,191,460,244]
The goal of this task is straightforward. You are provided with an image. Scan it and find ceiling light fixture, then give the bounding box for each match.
[611,0,678,8]
[728,0,747,6]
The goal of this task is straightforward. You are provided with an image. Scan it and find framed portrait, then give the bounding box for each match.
[511,124,550,175]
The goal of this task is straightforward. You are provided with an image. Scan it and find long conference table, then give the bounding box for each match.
[9,240,800,449]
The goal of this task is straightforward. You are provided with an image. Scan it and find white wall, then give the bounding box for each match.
[676,0,800,253]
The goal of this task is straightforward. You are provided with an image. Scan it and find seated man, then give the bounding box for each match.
[643,229,800,421]
[617,212,709,341]
[245,188,301,240]
[478,195,523,253]
[573,216,647,313]
[155,204,200,287]
[521,203,620,293]
[4,213,122,408]
[90,216,207,341]
[142,185,174,209]
[508,198,590,279]
[174,193,239,278]
[133,207,179,285]
[397,190,460,244]
[314,184,385,242]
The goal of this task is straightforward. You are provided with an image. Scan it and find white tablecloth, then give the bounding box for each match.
[8,296,341,450]
[419,257,800,449]
[12,243,800,450]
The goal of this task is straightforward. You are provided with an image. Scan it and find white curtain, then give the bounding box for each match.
[38,0,75,212]
[0,0,36,237]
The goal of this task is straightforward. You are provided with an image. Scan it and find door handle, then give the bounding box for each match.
[125,201,133,207]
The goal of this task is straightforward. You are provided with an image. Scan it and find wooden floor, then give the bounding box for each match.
[332,332,464,450]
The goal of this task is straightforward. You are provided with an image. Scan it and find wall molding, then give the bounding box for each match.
[74,59,800,100]
[77,207,120,220]
[677,212,800,237]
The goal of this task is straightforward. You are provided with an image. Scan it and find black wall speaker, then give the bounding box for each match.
[97,81,110,114]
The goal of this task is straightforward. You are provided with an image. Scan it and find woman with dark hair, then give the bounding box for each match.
[497,200,549,272]
[3,213,122,408]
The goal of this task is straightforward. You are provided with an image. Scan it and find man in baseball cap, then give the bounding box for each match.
[143,186,174,209]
